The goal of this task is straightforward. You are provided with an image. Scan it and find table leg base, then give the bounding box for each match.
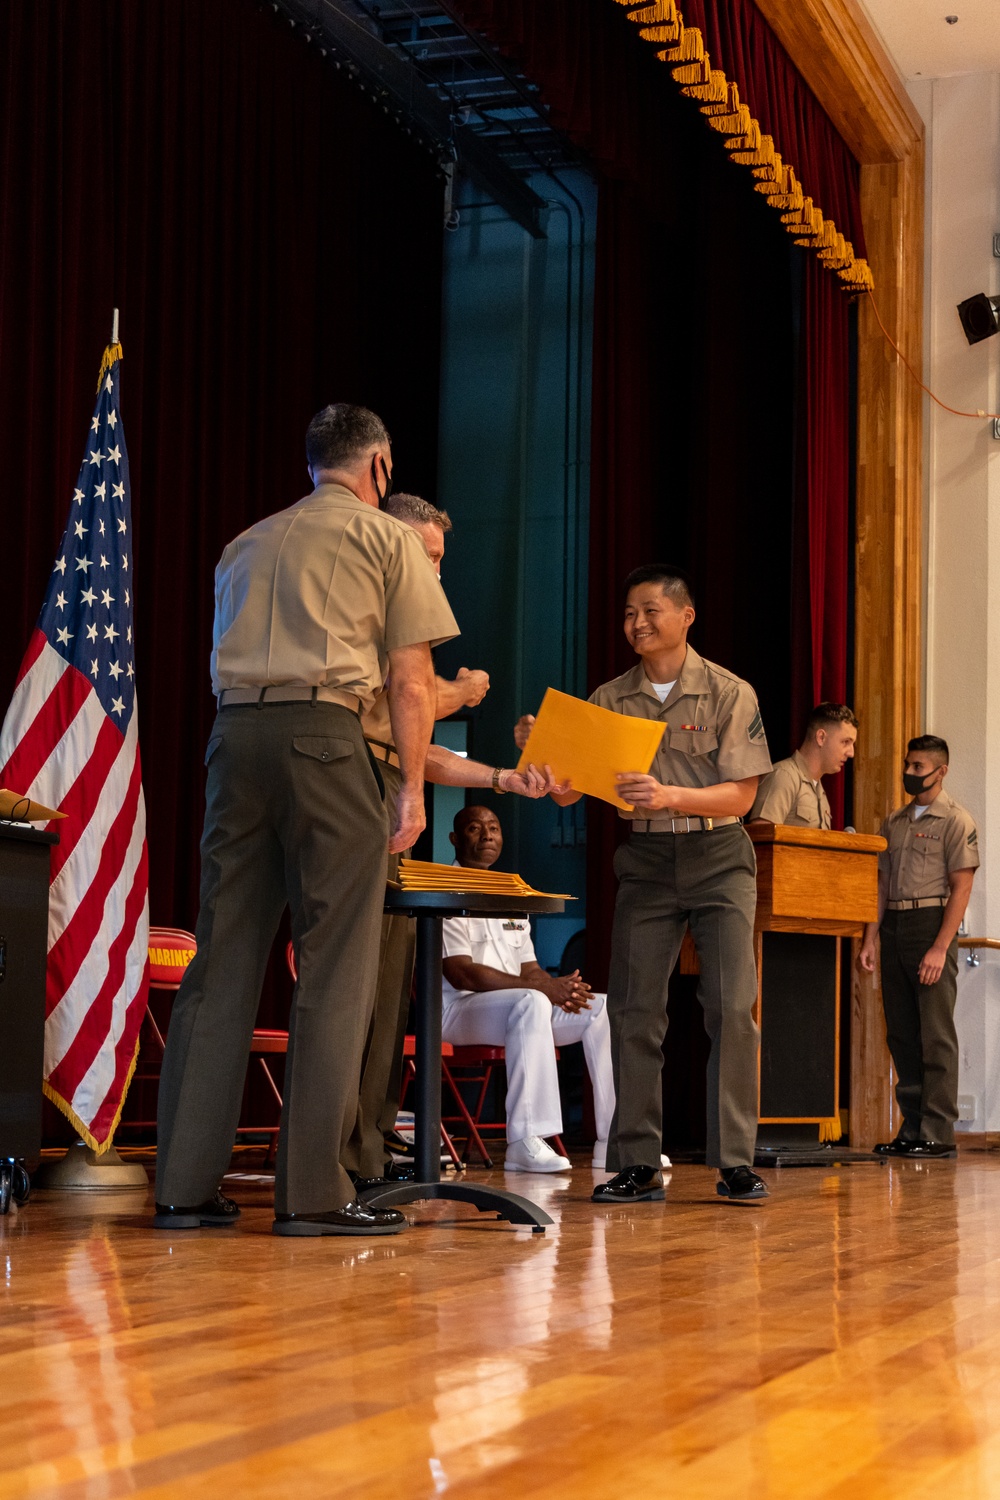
[358,1180,553,1231]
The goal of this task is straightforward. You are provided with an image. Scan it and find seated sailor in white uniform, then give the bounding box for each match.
[440,804,620,1174]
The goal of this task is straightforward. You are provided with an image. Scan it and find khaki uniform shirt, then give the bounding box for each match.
[360,690,393,747]
[750,750,832,828]
[588,648,772,823]
[211,483,458,711]
[879,789,980,900]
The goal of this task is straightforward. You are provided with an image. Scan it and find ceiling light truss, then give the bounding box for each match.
[267,0,585,236]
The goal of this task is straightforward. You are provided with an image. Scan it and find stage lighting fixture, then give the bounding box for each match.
[957,293,1000,345]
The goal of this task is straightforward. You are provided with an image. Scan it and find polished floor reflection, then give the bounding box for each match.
[4,1150,1000,1498]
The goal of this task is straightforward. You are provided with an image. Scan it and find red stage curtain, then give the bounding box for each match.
[455,0,857,975]
[791,257,852,827]
[0,0,444,1052]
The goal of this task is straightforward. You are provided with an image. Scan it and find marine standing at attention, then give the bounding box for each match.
[859,734,979,1158]
[553,564,773,1205]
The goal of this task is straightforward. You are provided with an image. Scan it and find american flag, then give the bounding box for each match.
[0,343,149,1152]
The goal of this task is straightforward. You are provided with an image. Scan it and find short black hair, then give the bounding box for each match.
[623,564,694,610]
[305,403,390,471]
[805,702,859,735]
[907,734,949,765]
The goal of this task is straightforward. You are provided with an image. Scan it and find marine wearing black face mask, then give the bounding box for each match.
[858,734,979,1158]
[372,453,393,510]
[902,767,941,797]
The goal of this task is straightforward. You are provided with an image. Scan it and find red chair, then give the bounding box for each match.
[445,1045,567,1164]
[397,1035,485,1170]
[131,926,289,1162]
[120,927,199,1133]
[238,1028,289,1166]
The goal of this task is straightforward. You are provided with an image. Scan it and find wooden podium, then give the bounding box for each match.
[681,823,885,1135]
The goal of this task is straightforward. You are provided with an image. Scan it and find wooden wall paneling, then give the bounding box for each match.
[852,148,925,1146]
[753,0,925,1146]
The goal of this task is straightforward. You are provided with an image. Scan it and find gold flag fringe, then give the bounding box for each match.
[96,340,123,391]
[42,1032,142,1155]
[614,0,874,294]
[819,1114,844,1143]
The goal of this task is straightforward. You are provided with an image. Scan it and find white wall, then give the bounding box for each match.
[911,73,1000,1131]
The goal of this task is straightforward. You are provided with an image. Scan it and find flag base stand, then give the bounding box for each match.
[33,1141,149,1191]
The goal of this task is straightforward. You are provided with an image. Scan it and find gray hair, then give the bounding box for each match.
[386,493,453,533]
[305,403,390,471]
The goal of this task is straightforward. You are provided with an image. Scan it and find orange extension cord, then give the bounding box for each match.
[865,289,1000,422]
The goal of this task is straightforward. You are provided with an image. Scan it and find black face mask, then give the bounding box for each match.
[372,455,393,510]
[903,768,939,796]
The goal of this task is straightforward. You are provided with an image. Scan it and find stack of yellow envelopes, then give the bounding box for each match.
[395,859,574,901]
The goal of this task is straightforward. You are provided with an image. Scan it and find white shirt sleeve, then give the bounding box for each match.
[442,916,475,959]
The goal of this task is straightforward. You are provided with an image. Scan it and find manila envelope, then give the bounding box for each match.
[516,688,665,811]
[0,788,66,822]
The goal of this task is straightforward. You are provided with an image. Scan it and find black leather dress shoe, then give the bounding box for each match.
[716,1166,769,1203]
[152,1190,241,1230]
[902,1139,958,1158]
[873,1134,917,1156]
[353,1163,417,1193]
[591,1166,665,1203]
[272,1198,407,1237]
[352,1175,389,1194]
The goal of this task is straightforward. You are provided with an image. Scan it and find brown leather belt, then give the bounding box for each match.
[365,738,401,770]
[218,685,361,713]
[629,815,740,834]
[886,896,948,911]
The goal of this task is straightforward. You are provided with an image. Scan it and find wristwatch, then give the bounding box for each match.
[492,767,507,795]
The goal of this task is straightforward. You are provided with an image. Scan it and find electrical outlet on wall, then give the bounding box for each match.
[958,1095,977,1123]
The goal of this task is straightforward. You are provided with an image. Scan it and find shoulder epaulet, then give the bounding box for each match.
[698,656,753,692]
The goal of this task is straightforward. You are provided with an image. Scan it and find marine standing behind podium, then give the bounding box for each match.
[553,565,773,1205]
[154,404,459,1238]
[749,702,858,828]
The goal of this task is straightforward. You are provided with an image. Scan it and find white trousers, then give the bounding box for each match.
[441,988,616,1144]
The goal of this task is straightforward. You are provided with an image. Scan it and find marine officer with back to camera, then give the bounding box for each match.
[153,402,458,1238]
[551,564,773,1206]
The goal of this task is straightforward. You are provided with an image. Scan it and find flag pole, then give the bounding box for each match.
[30,312,149,1197]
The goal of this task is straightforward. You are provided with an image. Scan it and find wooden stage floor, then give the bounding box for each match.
[5,1149,1000,1499]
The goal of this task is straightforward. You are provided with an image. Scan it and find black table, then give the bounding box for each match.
[361,888,566,1233]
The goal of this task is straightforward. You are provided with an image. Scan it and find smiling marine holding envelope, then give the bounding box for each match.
[533,563,773,1208]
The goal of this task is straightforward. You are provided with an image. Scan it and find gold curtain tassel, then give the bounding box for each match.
[623,0,676,20]
[638,1,874,293]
